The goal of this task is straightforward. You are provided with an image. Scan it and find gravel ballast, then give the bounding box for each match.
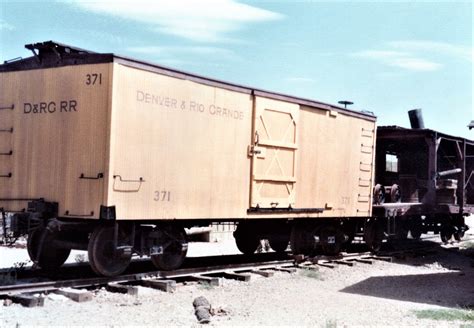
[1,221,473,326]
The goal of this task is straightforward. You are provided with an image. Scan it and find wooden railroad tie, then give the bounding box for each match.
[351,258,374,265]
[138,279,176,293]
[305,255,380,268]
[106,283,139,296]
[250,269,274,277]
[54,288,93,302]
[341,251,372,257]
[309,258,336,268]
[296,263,319,271]
[368,256,393,262]
[274,266,297,274]
[191,275,222,287]
[332,260,354,267]
[315,262,336,269]
[222,271,251,282]
[9,294,45,307]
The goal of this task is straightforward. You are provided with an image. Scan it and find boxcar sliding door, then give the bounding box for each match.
[250,97,299,208]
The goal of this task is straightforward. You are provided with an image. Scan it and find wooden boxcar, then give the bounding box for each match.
[0,41,376,275]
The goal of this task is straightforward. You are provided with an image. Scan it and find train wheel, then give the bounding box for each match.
[88,225,132,277]
[235,236,259,255]
[409,218,422,240]
[453,229,464,241]
[268,235,290,253]
[440,227,452,243]
[364,218,384,252]
[390,184,401,203]
[235,233,260,255]
[319,224,344,256]
[341,233,354,251]
[373,184,385,205]
[151,227,188,271]
[395,219,409,240]
[234,223,260,255]
[409,228,422,240]
[341,220,356,251]
[27,227,71,270]
[290,223,314,255]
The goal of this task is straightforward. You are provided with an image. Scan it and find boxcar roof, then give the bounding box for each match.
[1,41,376,121]
[378,126,474,144]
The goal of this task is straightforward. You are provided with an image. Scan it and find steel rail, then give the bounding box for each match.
[0,258,295,295]
[2,235,472,296]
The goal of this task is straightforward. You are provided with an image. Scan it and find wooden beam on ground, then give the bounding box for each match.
[296,261,314,268]
[315,262,335,269]
[139,279,176,292]
[191,275,221,287]
[251,269,274,277]
[54,288,93,302]
[353,258,373,264]
[106,283,139,296]
[274,267,297,273]
[222,271,251,282]
[333,260,354,266]
[10,294,45,307]
[369,256,393,262]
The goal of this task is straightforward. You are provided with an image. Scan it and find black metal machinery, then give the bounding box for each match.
[373,110,472,242]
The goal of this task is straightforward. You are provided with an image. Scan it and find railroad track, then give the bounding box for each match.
[0,250,388,306]
[1,236,472,307]
[0,253,303,307]
[0,258,296,295]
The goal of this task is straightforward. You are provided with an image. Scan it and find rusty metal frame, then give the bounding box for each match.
[376,126,474,215]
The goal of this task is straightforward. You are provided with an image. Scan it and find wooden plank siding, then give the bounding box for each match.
[0,64,111,216]
[0,60,375,220]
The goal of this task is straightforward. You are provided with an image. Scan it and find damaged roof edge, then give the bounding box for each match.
[378,126,474,144]
[1,41,376,121]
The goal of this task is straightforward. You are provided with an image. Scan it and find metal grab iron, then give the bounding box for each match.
[79,173,104,180]
[0,104,14,110]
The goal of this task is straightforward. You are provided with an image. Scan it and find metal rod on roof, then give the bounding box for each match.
[338,100,353,109]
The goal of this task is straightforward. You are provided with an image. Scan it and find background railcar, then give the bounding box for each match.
[1,41,376,276]
[372,110,472,242]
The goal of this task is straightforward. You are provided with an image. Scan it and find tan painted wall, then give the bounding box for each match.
[106,64,253,219]
[250,97,299,208]
[0,64,111,216]
[1,61,375,221]
[106,64,375,220]
[296,107,376,217]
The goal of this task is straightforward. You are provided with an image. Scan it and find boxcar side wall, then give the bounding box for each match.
[0,64,112,217]
[107,63,254,220]
[107,63,376,221]
[296,107,376,217]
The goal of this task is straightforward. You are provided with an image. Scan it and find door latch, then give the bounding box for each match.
[248,145,265,158]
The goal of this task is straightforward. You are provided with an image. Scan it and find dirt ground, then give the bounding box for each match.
[1,220,473,327]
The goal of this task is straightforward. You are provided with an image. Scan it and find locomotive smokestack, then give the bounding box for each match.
[408,109,425,129]
[468,120,474,130]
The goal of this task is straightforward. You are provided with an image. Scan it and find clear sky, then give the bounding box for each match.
[1,0,472,138]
